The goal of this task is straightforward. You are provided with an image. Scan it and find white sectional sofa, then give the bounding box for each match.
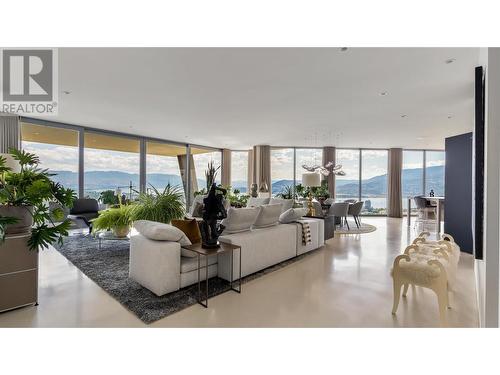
[129,216,324,296]
[217,218,324,282]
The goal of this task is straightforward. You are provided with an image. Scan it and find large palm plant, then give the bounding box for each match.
[131,184,185,224]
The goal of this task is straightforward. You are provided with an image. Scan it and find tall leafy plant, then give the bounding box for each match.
[0,149,76,250]
[205,161,220,190]
[131,184,185,224]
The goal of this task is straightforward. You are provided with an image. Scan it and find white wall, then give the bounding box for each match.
[475,47,500,327]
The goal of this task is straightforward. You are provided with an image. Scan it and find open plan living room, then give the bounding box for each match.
[1,2,500,373]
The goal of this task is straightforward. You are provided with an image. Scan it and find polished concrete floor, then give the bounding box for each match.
[0,217,479,327]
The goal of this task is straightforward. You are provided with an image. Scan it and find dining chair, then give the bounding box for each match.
[302,200,323,217]
[343,199,357,203]
[348,201,364,228]
[329,202,350,230]
[413,196,436,227]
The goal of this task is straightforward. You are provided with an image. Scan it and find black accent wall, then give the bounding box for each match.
[444,132,473,253]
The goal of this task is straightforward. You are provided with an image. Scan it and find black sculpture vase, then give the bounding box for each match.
[200,183,227,249]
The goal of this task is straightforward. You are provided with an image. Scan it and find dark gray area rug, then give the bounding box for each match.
[54,234,317,324]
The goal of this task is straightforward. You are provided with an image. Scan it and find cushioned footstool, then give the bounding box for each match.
[391,232,460,326]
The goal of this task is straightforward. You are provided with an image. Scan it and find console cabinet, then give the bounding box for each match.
[0,234,38,313]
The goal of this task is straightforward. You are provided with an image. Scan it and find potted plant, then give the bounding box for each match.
[130,184,185,224]
[311,180,330,204]
[276,185,296,200]
[225,187,250,208]
[91,204,134,238]
[0,149,75,250]
[99,189,119,208]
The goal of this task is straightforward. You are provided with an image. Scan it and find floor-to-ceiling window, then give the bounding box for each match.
[231,151,249,193]
[270,148,294,197]
[146,141,187,200]
[361,150,388,215]
[84,132,140,201]
[20,122,79,192]
[424,150,445,197]
[335,149,360,202]
[191,147,222,194]
[402,150,424,214]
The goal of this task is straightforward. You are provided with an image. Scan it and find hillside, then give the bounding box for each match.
[49,165,444,197]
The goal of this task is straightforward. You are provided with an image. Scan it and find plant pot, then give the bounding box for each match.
[112,225,130,238]
[0,205,34,234]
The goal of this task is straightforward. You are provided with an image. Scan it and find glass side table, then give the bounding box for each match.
[97,231,130,250]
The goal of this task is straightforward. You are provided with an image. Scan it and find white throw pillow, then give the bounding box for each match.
[134,220,195,257]
[279,208,308,224]
[247,197,270,207]
[253,204,283,228]
[269,198,294,213]
[221,207,260,234]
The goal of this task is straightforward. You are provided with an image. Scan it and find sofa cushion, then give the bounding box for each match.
[269,198,294,213]
[192,202,204,218]
[247,197,270,207]
[171,218,202,244]
[253,204,282,228]
[279,207,308,224]
[134,220,195,257]
[190,195,205,217]
[221,207,260,234]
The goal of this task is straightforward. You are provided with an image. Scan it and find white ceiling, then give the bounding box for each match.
[35,47,480,150]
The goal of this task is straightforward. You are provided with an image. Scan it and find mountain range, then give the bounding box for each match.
[49,165,444,197]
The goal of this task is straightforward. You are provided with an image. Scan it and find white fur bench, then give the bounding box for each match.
[391,232,460,326]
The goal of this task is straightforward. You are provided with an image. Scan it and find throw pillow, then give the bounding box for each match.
[279,208,308,224]
[220,207,260,234]
[246,197,270,207]
[171,218,202,245]
[134,220,196,258]
[192,202,204,218]
[253,204,282,228]
[269,198,294,213]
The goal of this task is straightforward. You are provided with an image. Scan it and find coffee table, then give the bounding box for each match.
[97,231,129,250]
[182,242,242,308]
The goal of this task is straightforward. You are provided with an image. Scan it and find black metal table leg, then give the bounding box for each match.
[230,246,242,294]
[197,253,208,308]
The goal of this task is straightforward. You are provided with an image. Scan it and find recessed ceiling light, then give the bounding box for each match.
[445,58,456,64]
[380,91,388,96]
[447,115,453,119]
[340,47,348,52]
[401,114,407,118]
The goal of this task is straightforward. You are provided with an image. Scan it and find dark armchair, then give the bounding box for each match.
[67,198,100,234]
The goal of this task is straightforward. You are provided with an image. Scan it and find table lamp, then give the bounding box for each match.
[302,172,321,216]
